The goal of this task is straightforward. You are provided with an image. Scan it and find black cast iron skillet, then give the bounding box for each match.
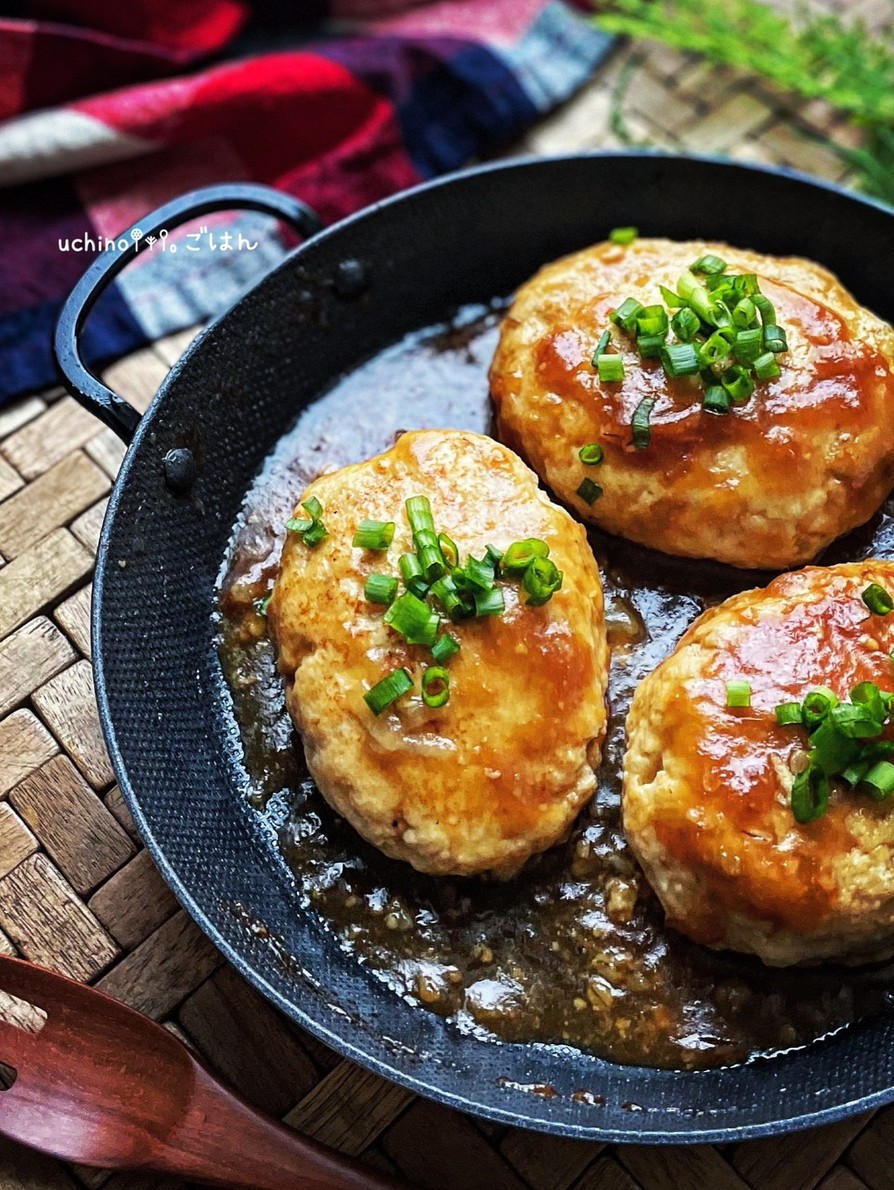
[54,154,894,1143]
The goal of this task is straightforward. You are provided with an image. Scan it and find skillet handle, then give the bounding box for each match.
[53,183,323,444]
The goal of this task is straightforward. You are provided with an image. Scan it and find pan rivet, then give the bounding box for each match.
[333,259,368,300]
[163,447,197,495]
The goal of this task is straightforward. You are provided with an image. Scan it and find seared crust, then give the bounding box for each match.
[623,561,894,965]
[490,238,894,570]
[269,429,610,878]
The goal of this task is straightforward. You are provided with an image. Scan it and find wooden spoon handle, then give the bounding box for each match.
[156,1062,403,1190]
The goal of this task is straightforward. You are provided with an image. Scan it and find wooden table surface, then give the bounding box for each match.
[1,5,892,1188]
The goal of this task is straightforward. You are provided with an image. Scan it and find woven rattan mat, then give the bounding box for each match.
[1,4,892,1186]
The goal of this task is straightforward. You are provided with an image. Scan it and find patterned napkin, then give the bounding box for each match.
[0,0,613,406]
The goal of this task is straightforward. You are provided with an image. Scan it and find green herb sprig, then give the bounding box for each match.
[593,0,894,206]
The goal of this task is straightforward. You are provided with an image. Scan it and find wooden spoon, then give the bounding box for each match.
[0,954,404,1189]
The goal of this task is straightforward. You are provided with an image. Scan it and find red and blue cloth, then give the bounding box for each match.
[0,0,613,405]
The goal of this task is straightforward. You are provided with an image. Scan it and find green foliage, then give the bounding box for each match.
[594,0,894,204]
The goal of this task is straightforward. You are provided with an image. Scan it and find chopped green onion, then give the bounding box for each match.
[384,592,439,646]
[725,680,752,708]
[579,443,604,466]
[698,330,733,369]
[485,544,503,570]
[591,329,612,366]
[775,702,803,726]
[399,552,428,598]
[462,556,496,592]
[437,533,459,568]
[631,397,656,450]
[677,271,716,324]
[364,667,413,716]
[691,253,727,276]
[732,297,756,328]
[523,557,564,607]
[763,325,788,353]
[753,294,776,325]
[720,365,755,405]
[474,586,505,617]
[829,702,883,739]
[597,354,625,383]
[302,496,323,522]
[431,633,461,664]
[860,760,894,800]
[286,497,328,547]
[405,495,434,534]
[365,574,398,605]
[353,519,395,551]
[810,717,861,775]
[502,539,549,573]
[660,342,700,378]
[733,274,759,298]
[577,478,603,505]
[421,665,450,708]
[703,385,731,415]
[610,298,644,334]
[413,529,446,582]
[636,333,666,359]
[637,304,669,335]
[862,583,894,615]
[659,285,685,308]
[430,575,468,621]
[670,307,700,341]
[253,592,272,617]
[753,351,781,381]
[791,765,830,824]
[803,688,838,726]
[610,226,638,245]
[733,327,763,364]
[851,681,886,722]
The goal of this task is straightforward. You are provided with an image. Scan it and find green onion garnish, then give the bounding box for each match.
[431,633,461,664]
[474,587,505,617]
[610,298,644,334]
[660,342,700,378]
[753,294,776,325]
[763,325,788,353]
[636,333,665,359]
[579,443,604,466]
[523,556,564,606]
[791,765,830,824]
[353,519,395,551]
[384,592,439,646]
[631,397,655,449]
[609,226,638,245]
[732,297,756,328]
[753,351,781,381]
[703,385,731,415]
[253,592,272,617]
[721,365,755,405]
[637,305,669,336]
[659,285,685,308]
[775,702,803,725]
[502,539,550,573]
[691,253,727,276]
[364,667,413,716]
[670,307,700,342]
[697,330,733,370]
[863,583,894,615]
[365,574,398,605]
[406,495,434,535]
[860,760,894,800]
[733,327,763,365]
[597,354,625,383]
[421,665,450,708]
[591,329,612,367]
[577,478,603,505]
[430,575,468,621]
[726,680,751,708]
[399,552,428,599]
[285,497,328,547]
[437,533,459,568]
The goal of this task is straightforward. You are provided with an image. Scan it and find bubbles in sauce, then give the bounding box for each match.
[218,302,894,1070]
